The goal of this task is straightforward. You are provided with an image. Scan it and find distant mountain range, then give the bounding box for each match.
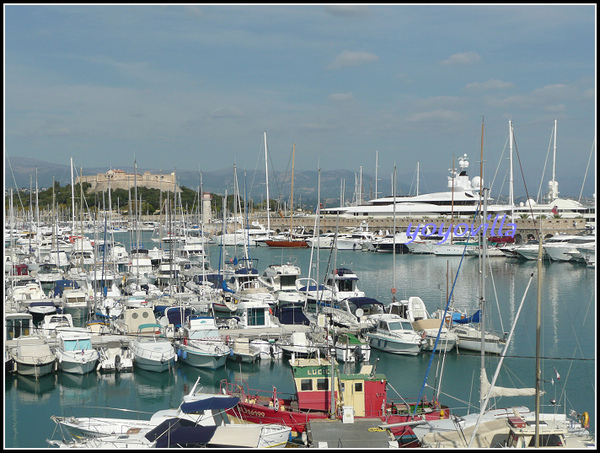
[5,156,429,209]
[5,156,592,208]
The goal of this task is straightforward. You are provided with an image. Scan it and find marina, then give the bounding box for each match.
[4,226,596,448]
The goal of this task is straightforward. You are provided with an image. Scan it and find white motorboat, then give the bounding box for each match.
[55,328,100,375]
[277,331,319,358]
[96,340,134,373]
[543,232,596,262]
[230,298,280,330]
[38,313,74,338]
[250,337,283,361]
[365,313,424,356]
[389,297,458,352]
[174,317,230,369]
[260,261,305,307]
[130,325,177,372]
[334,332,371,362]
[227,337,261,364]
[7,335,56,378]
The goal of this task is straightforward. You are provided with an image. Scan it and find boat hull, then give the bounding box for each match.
[133,355,175,372]
[176,346,228,369]
[14,360,55,378]
[58,358,98,375]
[367,334,422,356]
[264,240,309,248]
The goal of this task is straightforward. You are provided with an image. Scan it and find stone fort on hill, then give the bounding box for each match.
[76,169,180,193]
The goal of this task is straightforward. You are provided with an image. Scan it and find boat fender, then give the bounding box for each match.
[581,412,589,428]
[421,331,426,339]
[225,335,230,345]
[274,398,280,411]
[440,409,445,419]
[115,354,121,372]
[183,338,188,346]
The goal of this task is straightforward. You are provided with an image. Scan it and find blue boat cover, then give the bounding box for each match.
[180,396,239,413]
[155,425,218,448]
[146,418,218,447]
[274,306,310,325]
[453,310,481,324]
[51,279,79,297]
[346,297,384,308]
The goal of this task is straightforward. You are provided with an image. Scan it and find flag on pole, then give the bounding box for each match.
[554,367,561,380]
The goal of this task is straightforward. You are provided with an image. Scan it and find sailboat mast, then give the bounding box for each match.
[392,165,397,300]
[535,222,543,447]
[416,162,420,196]
[509,120,514,222]
[264,132,271,234]
[290,144,295,235]
[375,150,379,200]
[71,157,76,234]
[551,119,557,200]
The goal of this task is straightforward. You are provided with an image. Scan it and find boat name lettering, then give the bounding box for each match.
[406,214,517,244]
[239,406,266,418]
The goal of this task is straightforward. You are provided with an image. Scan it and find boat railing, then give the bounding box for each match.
[219,378,298,404]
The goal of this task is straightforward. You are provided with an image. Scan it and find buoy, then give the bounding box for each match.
[581,412,589,428]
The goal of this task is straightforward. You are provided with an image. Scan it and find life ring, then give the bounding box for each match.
[581,412,589,428]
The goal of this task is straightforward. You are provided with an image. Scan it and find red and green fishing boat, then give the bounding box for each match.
[219,356,449,444]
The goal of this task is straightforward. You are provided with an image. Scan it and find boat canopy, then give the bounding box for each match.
[180,396,239,413]
[146,418,217,447]
[453,310,481,324]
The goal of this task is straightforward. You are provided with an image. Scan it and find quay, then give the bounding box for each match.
[306,418,398,448]
[224,215,591,243]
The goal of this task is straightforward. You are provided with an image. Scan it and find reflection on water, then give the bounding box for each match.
[57,372,98,406]
[133,367,179,402]
[12,373,56,403]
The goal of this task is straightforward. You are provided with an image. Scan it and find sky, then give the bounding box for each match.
[4,4,597,197]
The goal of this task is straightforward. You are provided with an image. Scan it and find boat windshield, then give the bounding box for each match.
[189,329,220,341]
[388,321,413,331]
[64,338,92,351]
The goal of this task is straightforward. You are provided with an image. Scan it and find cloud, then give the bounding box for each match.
[328,92,354,102]
[406,109,462,123]
[464,79,514,92]
[441,52,481,65]
[327,50,379,70]
[209,106,244,118]
[324,5,371,17]
[490,83,576,108]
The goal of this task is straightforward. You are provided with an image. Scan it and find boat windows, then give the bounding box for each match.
[316,378,329,391]
[247,308,266,327]
[354,382,363,392]
[300,379,312,391]
[527,434,564,447]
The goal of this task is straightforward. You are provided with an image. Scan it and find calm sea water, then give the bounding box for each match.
[4,233,596,447]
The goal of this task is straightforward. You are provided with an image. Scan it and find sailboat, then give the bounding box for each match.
[265,144,309,248]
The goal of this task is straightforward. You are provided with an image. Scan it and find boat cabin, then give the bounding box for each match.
[505,416,567,448]
[290,357,387,418]
[233,299,277,329]
[5,313,33,341]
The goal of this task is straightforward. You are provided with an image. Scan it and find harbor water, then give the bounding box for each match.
[4,232,596,447]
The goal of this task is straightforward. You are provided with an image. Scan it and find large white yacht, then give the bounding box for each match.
[325,155,511,219]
